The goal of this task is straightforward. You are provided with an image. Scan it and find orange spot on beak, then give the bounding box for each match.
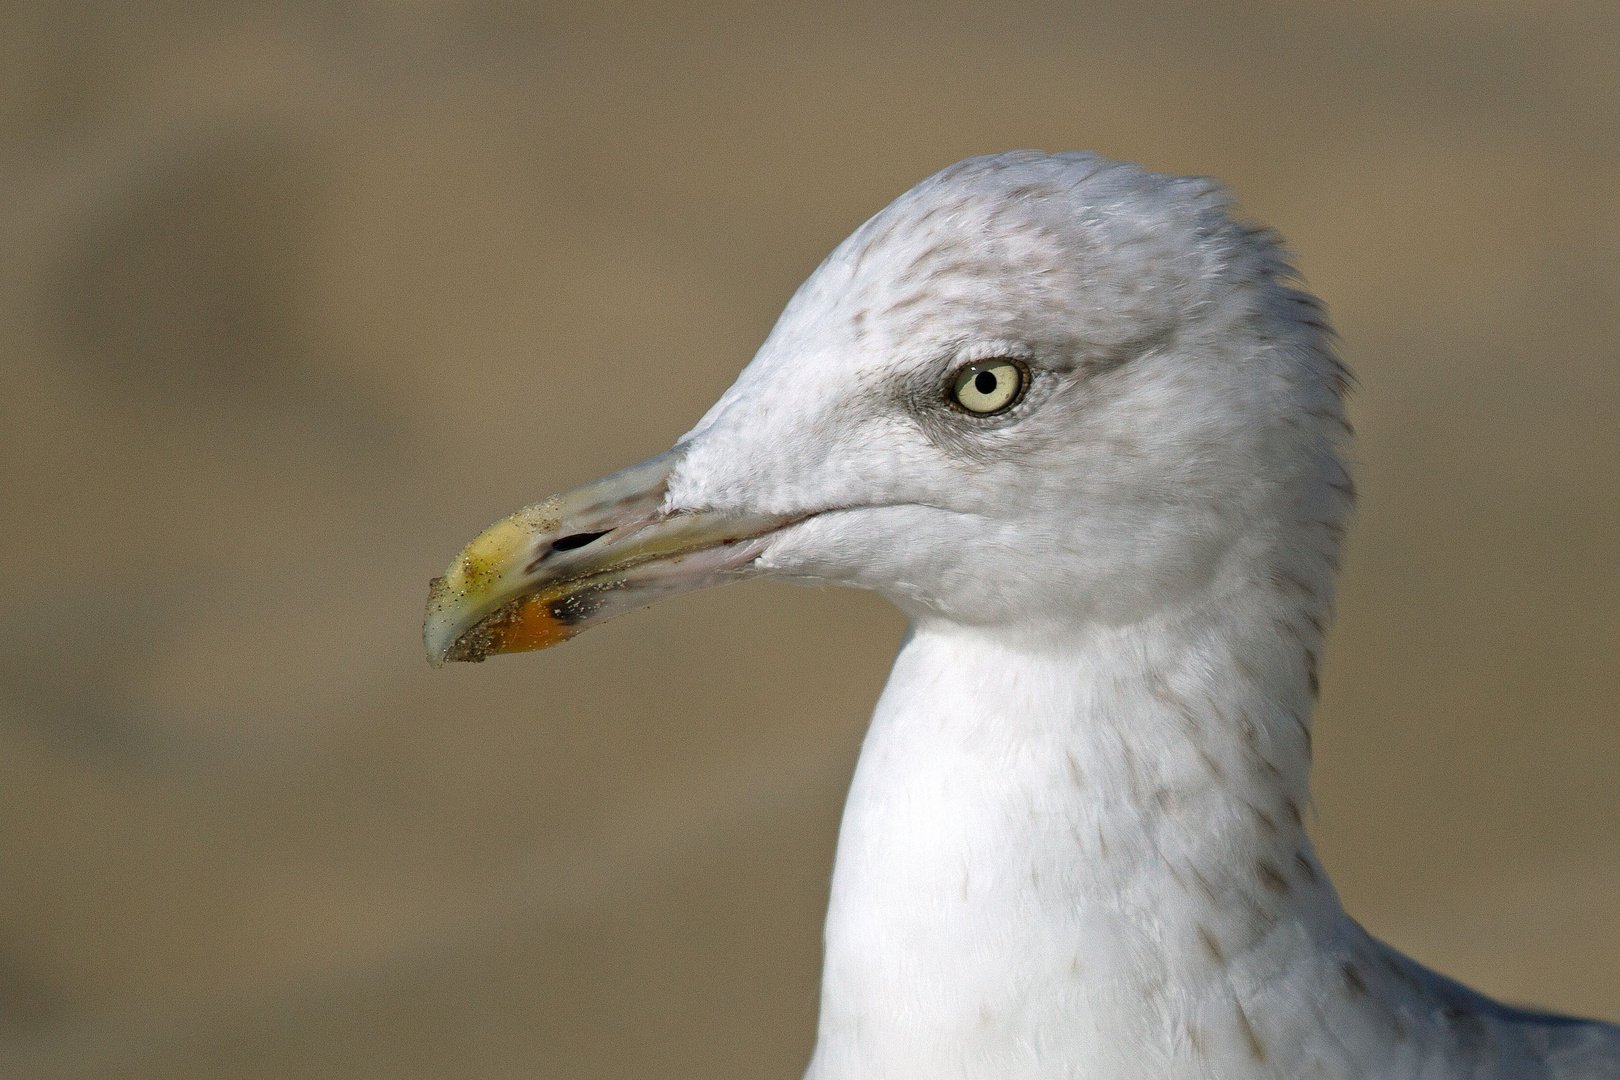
[444,589,580,662]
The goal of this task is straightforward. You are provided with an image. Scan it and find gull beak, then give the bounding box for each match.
[424,451,787,666]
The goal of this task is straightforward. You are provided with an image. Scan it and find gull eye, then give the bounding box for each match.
[949,358,1027,415]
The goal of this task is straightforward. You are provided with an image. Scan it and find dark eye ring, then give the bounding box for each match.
[947,358,1029,416]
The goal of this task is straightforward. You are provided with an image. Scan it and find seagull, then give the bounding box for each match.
[423,151,1620,1079]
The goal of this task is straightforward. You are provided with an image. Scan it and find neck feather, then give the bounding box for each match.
[808,576,1348,1078]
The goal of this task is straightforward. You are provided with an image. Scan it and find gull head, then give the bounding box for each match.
[425,151,1351,664]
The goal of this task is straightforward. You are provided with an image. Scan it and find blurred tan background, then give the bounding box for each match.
[0,1,1616,1076]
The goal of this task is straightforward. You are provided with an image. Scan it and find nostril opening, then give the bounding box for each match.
[551,530,610,552]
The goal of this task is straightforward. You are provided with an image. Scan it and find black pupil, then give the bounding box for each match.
[973,370,998,395]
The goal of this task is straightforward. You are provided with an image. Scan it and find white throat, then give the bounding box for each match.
[806,584,1350,1079]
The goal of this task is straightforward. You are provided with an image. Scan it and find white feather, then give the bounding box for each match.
[661,152,1620,1079]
